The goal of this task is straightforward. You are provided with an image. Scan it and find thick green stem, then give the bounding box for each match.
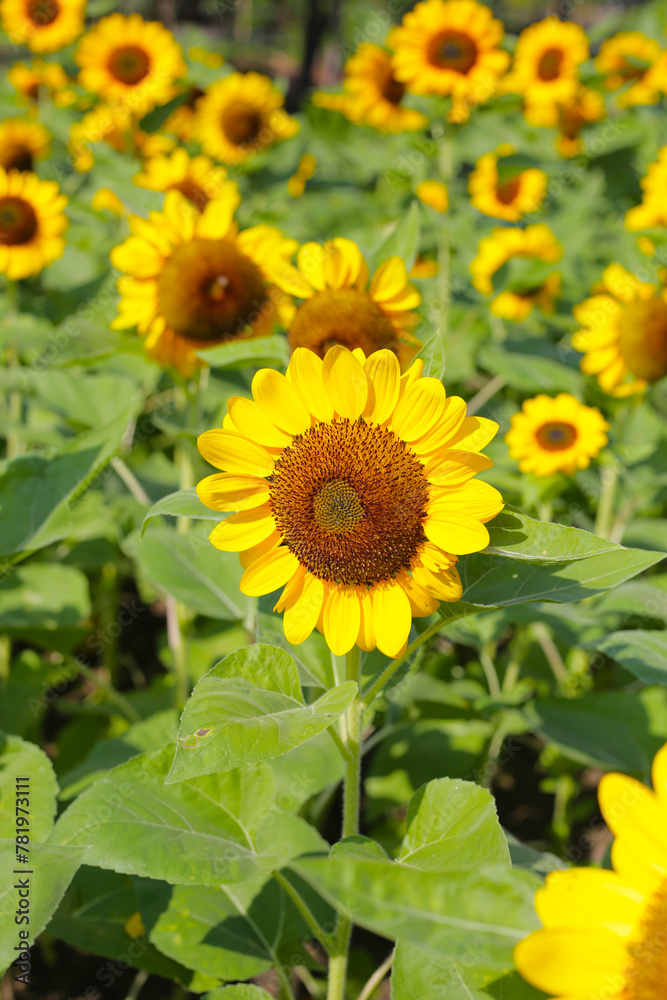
[165,595,188,712]
[594,463,618,540]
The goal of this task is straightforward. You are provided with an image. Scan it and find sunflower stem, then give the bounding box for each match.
[327,645,362,1000]
[165,594,189,712]
[177,367,202,534]
[594,462,619,540]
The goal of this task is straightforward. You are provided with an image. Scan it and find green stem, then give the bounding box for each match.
[362,613,456,708]
[594,463,619,540]
[6,340,23,459]
[272,870,335,953]
[73,659,141,723]
[165,595,188,712]
[177,368,202,534]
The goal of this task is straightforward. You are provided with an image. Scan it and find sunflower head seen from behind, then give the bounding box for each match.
[595,30,661,107]
[506,393,609,477]
[1,0,85,53]
[470,224,563,320]
[110,186,297,377]
[468,144,548,222]
[0,166,67,279]
[196,346,502,657]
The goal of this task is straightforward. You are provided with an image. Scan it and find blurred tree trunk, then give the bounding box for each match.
[286,0,340,111]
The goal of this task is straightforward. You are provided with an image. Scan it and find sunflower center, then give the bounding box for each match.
[27,0,59,26]
[172,179,209,211]
[269,418,429,586]
[538,47,564,81]
[620,879,667,1000]
[156,238,267,343]
[221,102,263,146]
[0,144,33,172]
[535,421,577,451]
[617,298,667,382]
[0,196,38,245]
[429,30,478,73]
[108,45,151,86]
[288,288,400,359]
[496,176,521,205]
[381,70,406,105]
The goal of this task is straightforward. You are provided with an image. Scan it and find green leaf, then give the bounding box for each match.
[141,488,226,534]
[0,734,58,842]
[51,746,284,885]
[0,840,86,976]
[204,988,271,1000]
[486,507,623,563]
[198,335,290,370]
[372,201,422,270]
[479,343,583,395]
[28,370,143,428]
[392,942,543,1000]
[495,153,541,184]
[0,564,90,632]
[139,90,193,133]
[167,644,356,783]
[587,630,667,685]
[415,334,446,381]
[398,779,510,872]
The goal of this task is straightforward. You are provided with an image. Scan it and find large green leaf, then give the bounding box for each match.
[0,564,90,631]
[198,335,290,370]
[392,942,543,1000]
[415,334,446,381]
[167,644,356,783]
[587,630,667,684]
[204,988,271,1000]
[0,734,58,842]
[141,488,226,534]
[479,343,583,395]
[486,507,624,563]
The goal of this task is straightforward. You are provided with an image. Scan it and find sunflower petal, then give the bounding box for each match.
[252,368,311,435]
[371,580,412,658]
[323,587,361,656]
[196,472,270,511]
[198,429,275,476]
[240,545,300,596]
[322,345,369,419]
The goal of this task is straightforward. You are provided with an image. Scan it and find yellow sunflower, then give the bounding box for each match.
[572,263,667,396]
[313,43,428,134]
[415,180,449,213]
[0,119,50,173]
[110,188,297,377]
[516,741,667,999]
[8,58,75,105]
[626,146,667,231]
[468,144,548,222]
[1,0,85,53]
[68,103,175,173]
[75,13,186,115]
[470,224,563,320]
[525,84,606,158]
[503,18,589,108]
[196,72,299,165]
[388,0,510,122]
[196,345,502,657]
[595,31,661,107]
[506,393,608,476]
[134,148,230,212]
[0,166,67,279]
[272,238,422,369]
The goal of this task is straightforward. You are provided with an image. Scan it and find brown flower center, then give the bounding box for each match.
[380,69,406,105]
[537,47,564,81]
[620,879,667,1000]
[618,297,667,382]
[269,418,429,586]
[27,0,59,27]
[496,176,521,205]
[108,45,151,86]
[172,179,209,211]
[0,196,38,245]
[428,30,478,73]
[0,144,33,172]
[535,421,577,451]
[157,238,267,343]
[221,102,263,146]
[288,288,400,359]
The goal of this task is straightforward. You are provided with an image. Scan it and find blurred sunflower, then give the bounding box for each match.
[388,0,509,122]
[196,345,502,656]
[626,146,667,231]
[470,224,562,320]
[196,72,299,165]
[516,742,667,999]
[415,180,449,213]
[0,167,67,279]
[0,119,50,172]
[503,18,589,108]
[273,238,422,368]
[162,86,206,142]
[526,84,606,158]
[110,188,297,377]
[595,31,661,107]
[468,144,547,221]
[8,58,75,105]
[1,0,85,53]
[75,13,186,115]
[313,43,428,134]
[572,263,667,396]
[68,103,175,172]
[506,393,608,476]
[134,148,229,211]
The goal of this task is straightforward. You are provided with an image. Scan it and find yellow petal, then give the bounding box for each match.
[283,573,325,645]
[196,472,270,511]
[370,256,409,302]
[323,586,361,656]
[412,396,467,454]
[443,415,499,453]
[653,743,667,803]
[426,450,494,486]
[392,377,446,441]
[252,368,311,435]
[287,348,334,421]
[429,480,504,522]
[598,773,667,877]
[536,868,642,936]
[364,349,401,424]
[513,929,626,996]
[228,396,293,447]
[208,507,276,551]
[371,580,412,658]
[322,345,368,419]
[356,588,376,652]
[198,430,275,476]
[424,513,490,555]
[240,531,282,569]
[240,545,300,596]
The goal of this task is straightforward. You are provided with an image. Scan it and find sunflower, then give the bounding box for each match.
[595,31,661,107]
[525,85,606,158]
[516,741,667,999]
[134,148,230,212]
[196,345,502,657]
[388,0,510,122]
[0,119,50,173]
[68,103,175,172]
[0,166,67,279]
[470,224,563,320]
[75,13,186,115]
[110,188,297,377]
[415,180,449,213]
[572,263,667,396]
[8,58,75,105]
[272,238,422,368]
[196,72,299,165]
[503,18,589,108]
[313,43,428,134]
[0,0,85,53]
[468,144,547,222]
[506,393,608,476]
[626,146,667,231]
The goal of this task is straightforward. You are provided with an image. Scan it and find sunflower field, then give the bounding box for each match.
[3,0,667,997]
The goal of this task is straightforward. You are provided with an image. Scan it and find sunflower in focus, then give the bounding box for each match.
[572,263,667,396]
[196,345,502,656]
[68,103,175,172]
[626,146,667,231]
[503,18,589,109]
[1,0,85,53]
[516,741,667,999]
[313,43,428,134]
[506,394,608,476]
[75,14,186,115]
[468,144,547,221]
[389,0,510,123]
[0,119,50,173]
[110,188,297,377]
[526,84,606,158]
[8,58,75,106]
[0,167,67,279]
[470,224,563,320]
[273,238,422,368]
[196,72,299,165]
[595,31,661,107]
[134,148,229,212]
